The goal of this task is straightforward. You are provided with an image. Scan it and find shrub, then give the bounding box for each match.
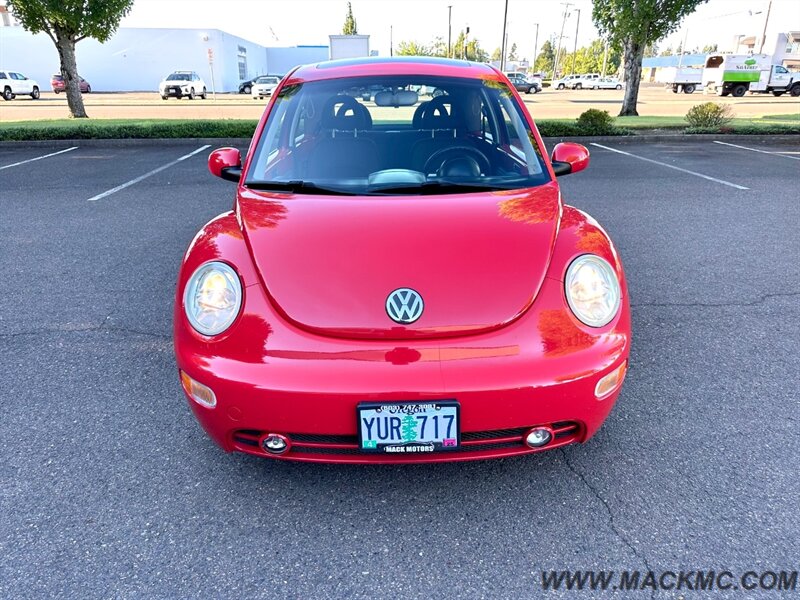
[576,109,616,135]
[685,102,734,128]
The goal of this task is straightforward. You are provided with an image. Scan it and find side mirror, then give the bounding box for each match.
[208,147,242,183]
[551,142,590,177]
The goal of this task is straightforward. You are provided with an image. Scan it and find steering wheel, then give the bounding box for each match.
[424,146,490,176]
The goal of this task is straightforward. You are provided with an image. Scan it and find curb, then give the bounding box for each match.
[0,134,797,149]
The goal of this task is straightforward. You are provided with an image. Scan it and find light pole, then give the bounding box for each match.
[390,25,393,57]
[532,23,539,72]
[500,0,509,71]
[758,0,772,54]
[553,2,572,79]
[448,5,452,58]
[571,8,581,75]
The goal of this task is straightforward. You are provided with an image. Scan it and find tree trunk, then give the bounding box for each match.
[54,29,88,118]
[619,38,645,117]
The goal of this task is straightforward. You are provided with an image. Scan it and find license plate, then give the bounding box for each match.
[357,401,460,453]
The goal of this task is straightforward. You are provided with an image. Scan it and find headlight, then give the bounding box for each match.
[564,255,621,327]
[183,261,242,335]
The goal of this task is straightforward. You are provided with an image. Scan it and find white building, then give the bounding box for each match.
[731,31,800,69]
[0,25,329,92]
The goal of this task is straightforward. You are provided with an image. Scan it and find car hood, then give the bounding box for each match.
[237,182,562,340]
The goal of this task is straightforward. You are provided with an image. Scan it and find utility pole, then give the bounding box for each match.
[571,8,581,75]
[553,2,572,79]
[448,5,452,58]
[678,26,689,67]
[758,0,772,54]
[500,0,509,71]
[532,23,539,72]
[390,25,393,57]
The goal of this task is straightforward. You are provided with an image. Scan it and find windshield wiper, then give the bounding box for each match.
[244,180,356,196]
[368,181,506,195]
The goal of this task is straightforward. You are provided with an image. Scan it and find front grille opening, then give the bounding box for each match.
[232,420,582,457]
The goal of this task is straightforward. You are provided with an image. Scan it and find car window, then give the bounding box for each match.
[775,66,788,74]
[0,73,6,79]
[246,75,549,195]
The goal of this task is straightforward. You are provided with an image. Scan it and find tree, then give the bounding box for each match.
[491,46,502,61]
[508,42,518,61]
[559,39,621,75]
[342,1,357,35]
[533,40,555,76]
[592,0,708,116]
[701,43,718,53]
[6,0,133,118]
[396,40,432,56]
[659,45,673,56]
[452,30,489,62]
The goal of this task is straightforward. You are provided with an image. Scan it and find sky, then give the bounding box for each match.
[121,0,800,59]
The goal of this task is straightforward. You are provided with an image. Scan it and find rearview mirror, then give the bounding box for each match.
[551,142,590,177]
[208,147,242,182]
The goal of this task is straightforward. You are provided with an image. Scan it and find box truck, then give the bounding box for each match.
[702,53,800,97]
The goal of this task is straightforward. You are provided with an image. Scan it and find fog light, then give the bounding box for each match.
[525,427,553,448]
[595,360,627,399]
[180,370,217,408]
[261,433,290,455]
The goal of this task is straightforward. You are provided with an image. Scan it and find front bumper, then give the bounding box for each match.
[175,275,630,463]
[161,85,189,97]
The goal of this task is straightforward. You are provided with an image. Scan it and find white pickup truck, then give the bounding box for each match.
[702,54,800,97]
[656,67,703,94]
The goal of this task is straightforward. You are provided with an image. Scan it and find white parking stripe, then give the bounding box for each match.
[0,147,78,171]
[590,143,749,190]
[713,140,800,161]
[87,145,211,202]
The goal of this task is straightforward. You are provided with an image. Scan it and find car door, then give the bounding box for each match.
[11,73,29,94]
[771,66,791,88]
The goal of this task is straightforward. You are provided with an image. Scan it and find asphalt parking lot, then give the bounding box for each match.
[2,84,798,120]
[1,137,798,598]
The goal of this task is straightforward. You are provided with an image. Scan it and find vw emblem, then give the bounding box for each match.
[386,288,424,324]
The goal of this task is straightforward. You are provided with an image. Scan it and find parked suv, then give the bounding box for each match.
[51,74,91,94]
[552,74,580,90]
[159,71,207,100]
[571,73,601,89]
[505,72,541,94]
[0,70,40,100]
[251,75,280,99]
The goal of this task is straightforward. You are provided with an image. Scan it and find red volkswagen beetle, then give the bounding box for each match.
[174,57,630,463]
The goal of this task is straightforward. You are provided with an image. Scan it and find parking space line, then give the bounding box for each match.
[87,145,211,202]
[713,140,800,161]
[590,143,749,190]
[0,147,78,171]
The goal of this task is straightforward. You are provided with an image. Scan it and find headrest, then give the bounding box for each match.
[321,95,372,130]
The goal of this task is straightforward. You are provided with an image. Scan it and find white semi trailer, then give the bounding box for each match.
[656,67,703,94]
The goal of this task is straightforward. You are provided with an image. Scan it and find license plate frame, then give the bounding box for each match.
[357,400,460,454]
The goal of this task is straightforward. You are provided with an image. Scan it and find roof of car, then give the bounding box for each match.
[290,56,500,83]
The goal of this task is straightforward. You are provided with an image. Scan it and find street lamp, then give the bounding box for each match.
[571,9,581,75]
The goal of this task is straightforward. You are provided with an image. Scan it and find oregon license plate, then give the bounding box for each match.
[357,401,460,454]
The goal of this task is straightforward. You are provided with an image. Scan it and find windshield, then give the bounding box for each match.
[167,73,191,81]
[257,77,279,84]
[246,75,550,195]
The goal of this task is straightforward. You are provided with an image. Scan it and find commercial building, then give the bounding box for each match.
[0,24,330,92]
